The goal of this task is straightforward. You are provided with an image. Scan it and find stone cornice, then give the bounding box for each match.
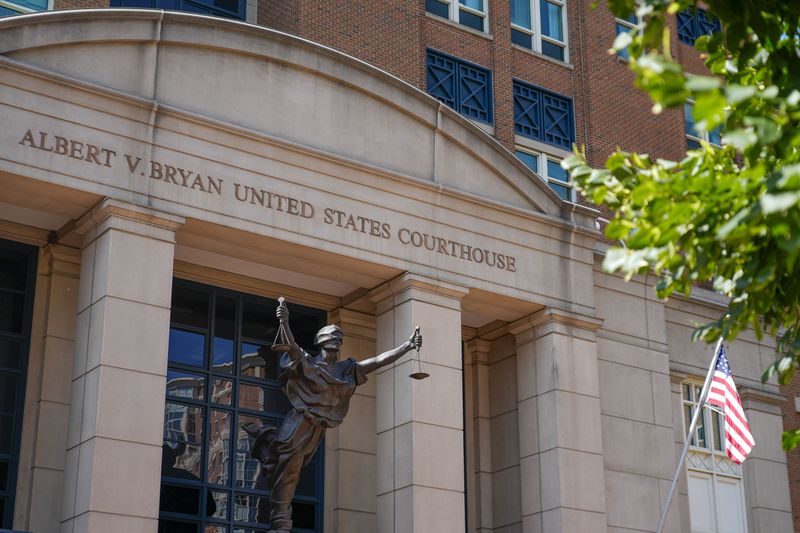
[739,387,786,407]
[368,272,469,306]
[508,306,603,337]
[75,198,185,246]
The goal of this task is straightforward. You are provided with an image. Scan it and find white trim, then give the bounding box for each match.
[515,145,575,202]
[512,0,569,63]
[427,0,489,33]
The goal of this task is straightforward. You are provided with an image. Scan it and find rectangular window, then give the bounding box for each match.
[0,239,38,529]
[677,8,721,46]
[510,0,568,62]
[110,0,245,20]
[426,49,493,125]
[159,281,326,533]
[685,100,721,149]
[681,380,748,533]
[0,0,48,17]
[515,147,574,201]
[426,0,488,33]
[614,12,640,60]
[513,79,574,150]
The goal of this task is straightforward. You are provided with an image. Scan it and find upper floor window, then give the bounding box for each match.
[515,147,574,201]
[681,381,748,533]
[426,49,493,125]
[426,0,488,32]
[685,101,721,149]
[676,8,721,46]
[0,0,47,17]
[110,0,245,20]
[513,79,574,150]
[614,12,640,60]
[159,281,326,533]
[510,0,568,62]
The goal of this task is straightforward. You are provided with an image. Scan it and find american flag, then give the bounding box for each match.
[706,346,755,464]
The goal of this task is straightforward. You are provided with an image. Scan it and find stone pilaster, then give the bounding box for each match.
[369,273,469,533]
[15,244,80,532]
[325,308,378,533]
[464,338,493,533]
[61,199,183,533]
[508,308,607,533]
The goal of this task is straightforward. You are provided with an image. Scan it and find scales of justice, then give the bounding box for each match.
[244,297,426,532]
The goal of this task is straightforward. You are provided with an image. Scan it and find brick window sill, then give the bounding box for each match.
[425,12,494,41]
[512,43,573,70]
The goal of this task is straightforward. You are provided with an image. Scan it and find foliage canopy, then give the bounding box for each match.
[564,1,800,447]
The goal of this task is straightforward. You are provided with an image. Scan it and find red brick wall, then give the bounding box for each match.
[53,0,108,9]
[781,377,800,533]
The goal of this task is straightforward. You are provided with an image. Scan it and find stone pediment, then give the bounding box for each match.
[0,10,594,227]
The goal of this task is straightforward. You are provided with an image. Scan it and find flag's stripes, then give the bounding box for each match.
[706,346,754,464]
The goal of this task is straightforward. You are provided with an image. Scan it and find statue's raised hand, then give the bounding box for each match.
[276,297,289,323]
[408,326,422,352]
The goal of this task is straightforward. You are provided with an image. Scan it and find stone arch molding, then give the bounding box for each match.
[0,10,593,223]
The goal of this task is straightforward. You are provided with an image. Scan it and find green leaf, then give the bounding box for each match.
[722,128,758,150]
[783,429,800,451]
[686,74,721,92]
[724,84,757,104]
[693,91,726,130]
[761,191,800,214]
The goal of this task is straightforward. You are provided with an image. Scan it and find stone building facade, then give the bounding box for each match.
[0,4,793,533]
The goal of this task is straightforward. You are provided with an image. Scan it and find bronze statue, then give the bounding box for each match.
[244,298,422,532]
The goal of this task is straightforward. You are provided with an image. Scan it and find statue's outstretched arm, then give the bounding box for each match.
[358,327,422,375]
[276,300,303,361]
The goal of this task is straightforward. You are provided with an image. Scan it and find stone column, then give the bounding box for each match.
[61,199,183,533]
[508,308,607,533]
[369,273,468,533]
[15,244,81,532]
[325,308,378,533]
[464,338,493,533]
[738,388,793,531]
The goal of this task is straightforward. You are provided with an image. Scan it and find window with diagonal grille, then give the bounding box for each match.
[513,80,574,150]
[426,49,493,125]
[677,8,721,45]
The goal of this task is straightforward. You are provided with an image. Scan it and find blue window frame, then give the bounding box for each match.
[426,50,493,125]
[159,280,326,533]
[676,8,720,45]
[110,0,245,20]
[513,80,574,150]
[0,239,38,529]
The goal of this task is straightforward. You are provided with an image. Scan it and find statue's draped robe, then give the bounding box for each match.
[250,350,367,530]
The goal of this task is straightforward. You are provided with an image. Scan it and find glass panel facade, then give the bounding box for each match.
[0,239,37,529]
[160,281,326,532]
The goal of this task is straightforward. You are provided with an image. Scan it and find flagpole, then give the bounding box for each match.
[655,337,724,533]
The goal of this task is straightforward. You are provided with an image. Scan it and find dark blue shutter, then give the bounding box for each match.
[426,52,457,109]
[458,63,491,123]
[513,82,541,139]
[426,50,493,125]
[676,10,696,44]
[513,80,574,150]
[697,10,721,36]
[542,92,573,149]
[677,9,720,45]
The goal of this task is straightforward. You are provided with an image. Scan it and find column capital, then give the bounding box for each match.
[75,198,185,246]
[368,272,469,313]
[41,243,81,277]
[465,338,492,365]
[508,306,603,343]
[328,307,376,343]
